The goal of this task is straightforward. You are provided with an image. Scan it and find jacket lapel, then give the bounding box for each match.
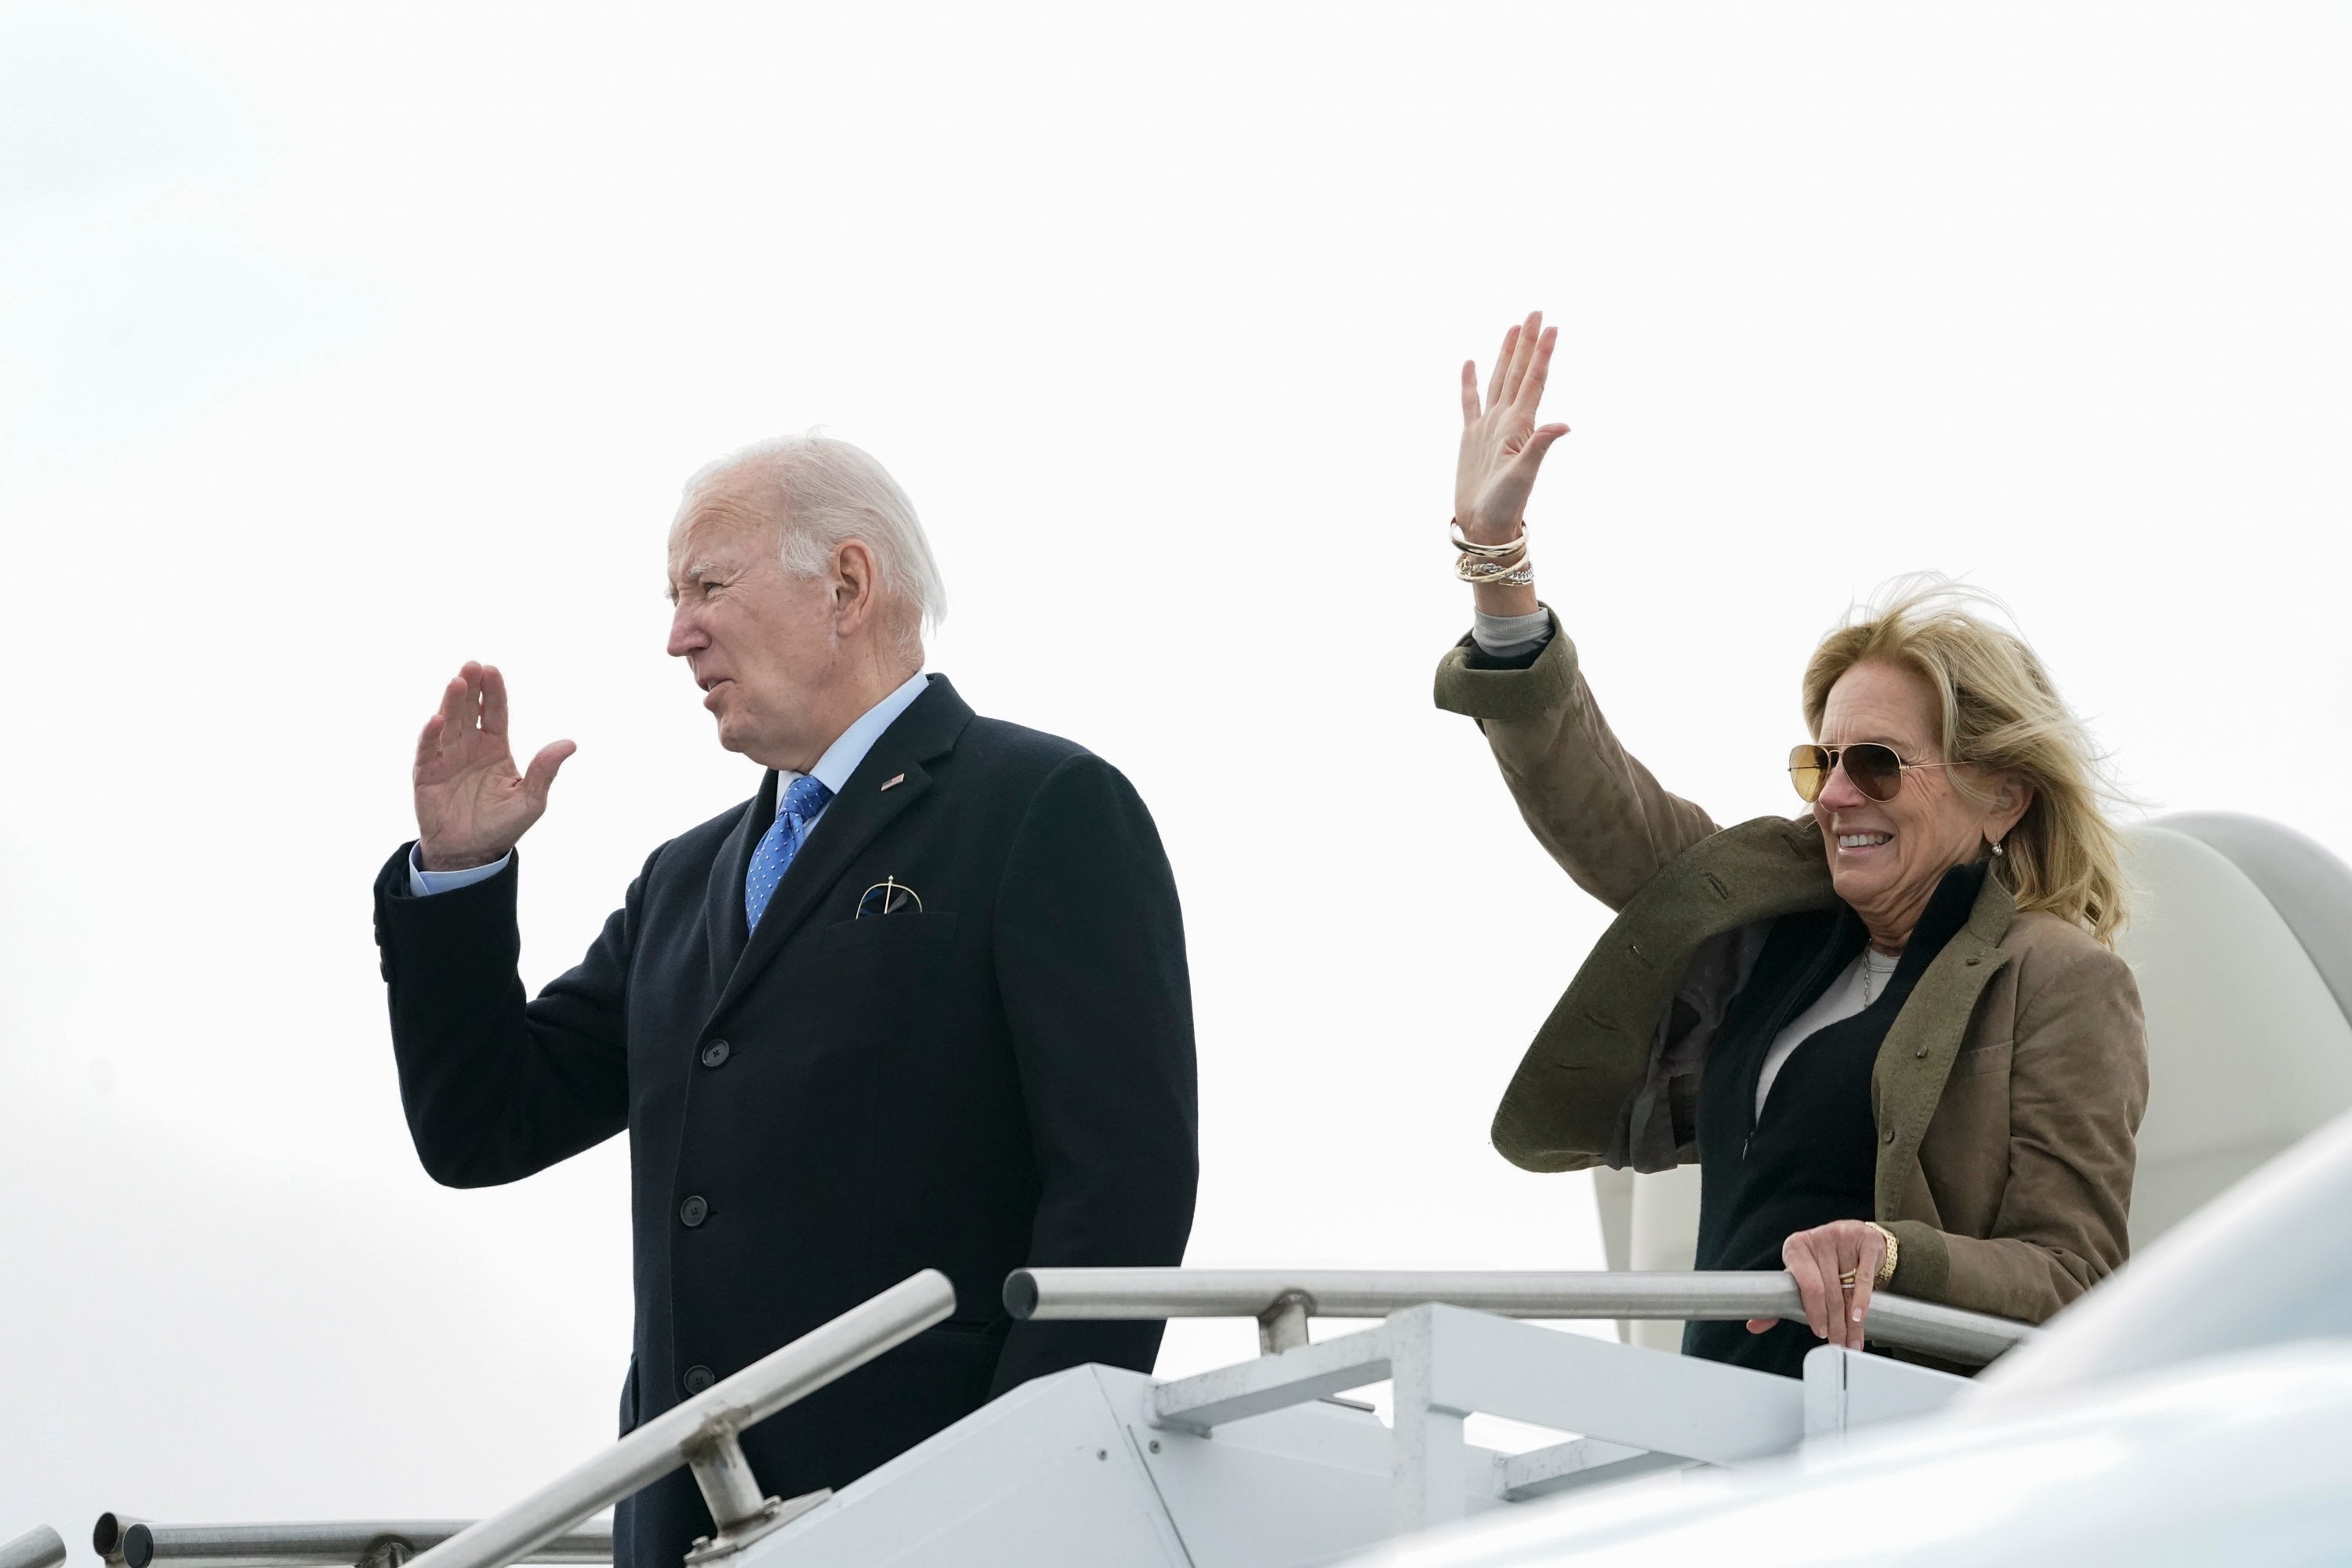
[702,771,774,997]
[704,677,973,1027]
[1872,870,2016,1217]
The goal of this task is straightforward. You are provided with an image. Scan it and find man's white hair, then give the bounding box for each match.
[679,433,947,653]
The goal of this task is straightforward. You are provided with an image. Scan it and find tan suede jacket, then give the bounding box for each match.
[1436,619,2148,1327]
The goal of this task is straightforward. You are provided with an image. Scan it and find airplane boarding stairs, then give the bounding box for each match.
[710,1267,2025,1566]
[86,1267,2031,1568]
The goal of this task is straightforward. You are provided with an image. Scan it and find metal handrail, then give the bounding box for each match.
[1,1528,67,1568]
[93,1514,141,1568]
[114,1522,611,1568]
[1005,1267,2036,1366]
[396,1270,953,1568]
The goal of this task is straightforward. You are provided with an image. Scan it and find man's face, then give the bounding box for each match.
[665,477,840,769]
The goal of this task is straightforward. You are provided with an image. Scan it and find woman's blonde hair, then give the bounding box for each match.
[1802,575,2130,947]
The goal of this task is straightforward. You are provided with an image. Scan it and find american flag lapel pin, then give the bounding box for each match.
[880,773,906,792]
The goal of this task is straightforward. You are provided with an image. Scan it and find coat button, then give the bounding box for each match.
[680,1195,710,1227]
[1882,1129,1896,1144]
[1915,1047,1928,1058]
[683,1365,714,1394]
[700,1039,731,1068]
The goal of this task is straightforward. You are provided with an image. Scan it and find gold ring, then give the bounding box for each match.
[1838,1270,1858,1288]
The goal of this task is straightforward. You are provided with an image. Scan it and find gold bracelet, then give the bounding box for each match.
[1450,519,1529,558]
[1867,1221,1900,1287]
[1457,554,1534,586]
[1455,546,1526,574]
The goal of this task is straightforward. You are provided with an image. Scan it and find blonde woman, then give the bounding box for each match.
[1439,312,2147,1376]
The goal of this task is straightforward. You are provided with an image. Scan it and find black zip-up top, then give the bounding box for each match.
[1684,862,1987,1377]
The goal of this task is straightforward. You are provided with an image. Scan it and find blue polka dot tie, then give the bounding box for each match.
[745,775,833,933]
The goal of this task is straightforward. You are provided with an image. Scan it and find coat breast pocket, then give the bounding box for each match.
[818,910,960,953]
[803,913,966,1054]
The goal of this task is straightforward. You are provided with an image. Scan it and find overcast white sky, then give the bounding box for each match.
[4,0,2350,1546]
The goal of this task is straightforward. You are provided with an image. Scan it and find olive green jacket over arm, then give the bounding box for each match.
[1436,616,2148,1327]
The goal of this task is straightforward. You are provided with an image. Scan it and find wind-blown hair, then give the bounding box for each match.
[1802,576,2129,947]
[679,433,948,657]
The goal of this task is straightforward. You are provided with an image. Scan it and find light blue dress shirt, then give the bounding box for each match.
[408,670,935,898]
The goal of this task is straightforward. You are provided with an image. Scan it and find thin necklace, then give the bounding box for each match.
[1862,949,1896,1004]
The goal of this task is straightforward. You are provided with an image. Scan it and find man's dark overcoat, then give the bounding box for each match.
[371,677,1197,1568]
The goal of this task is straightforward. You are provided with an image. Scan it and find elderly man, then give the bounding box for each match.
[370,435,1197,1567]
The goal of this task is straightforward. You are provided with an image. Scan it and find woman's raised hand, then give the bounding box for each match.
[1456,310,1571,546]
[412,661,575,872]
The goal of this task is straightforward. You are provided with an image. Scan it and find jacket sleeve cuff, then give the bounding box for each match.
[1883,1219,1951,1301]
[373,842,524,986]
[1433,608,1581,725]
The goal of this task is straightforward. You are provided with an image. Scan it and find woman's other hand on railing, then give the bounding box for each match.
[1746,1220,1892,1350]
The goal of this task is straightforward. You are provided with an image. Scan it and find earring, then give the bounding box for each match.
[1989,838,2006,857]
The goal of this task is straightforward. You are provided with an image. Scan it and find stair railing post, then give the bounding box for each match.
[1255,1290,1315,1355]
[677,1426,833,1566]
[1385,1309,1468,1537]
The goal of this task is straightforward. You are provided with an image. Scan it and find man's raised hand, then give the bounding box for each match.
[1456,310,1571,546]
[412,662,575,872]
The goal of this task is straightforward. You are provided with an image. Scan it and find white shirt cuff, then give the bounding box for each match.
[1472,606,1555,657]
[408,844,513,897]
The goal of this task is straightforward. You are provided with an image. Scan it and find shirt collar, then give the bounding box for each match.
[780,669,933,800]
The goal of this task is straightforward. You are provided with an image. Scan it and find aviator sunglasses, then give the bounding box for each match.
[1788,742,1953,804]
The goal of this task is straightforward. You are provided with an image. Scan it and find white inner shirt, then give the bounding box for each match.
[1754,946,1902,1119]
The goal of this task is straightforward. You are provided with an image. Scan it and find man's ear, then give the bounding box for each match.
[831,540,879,625]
